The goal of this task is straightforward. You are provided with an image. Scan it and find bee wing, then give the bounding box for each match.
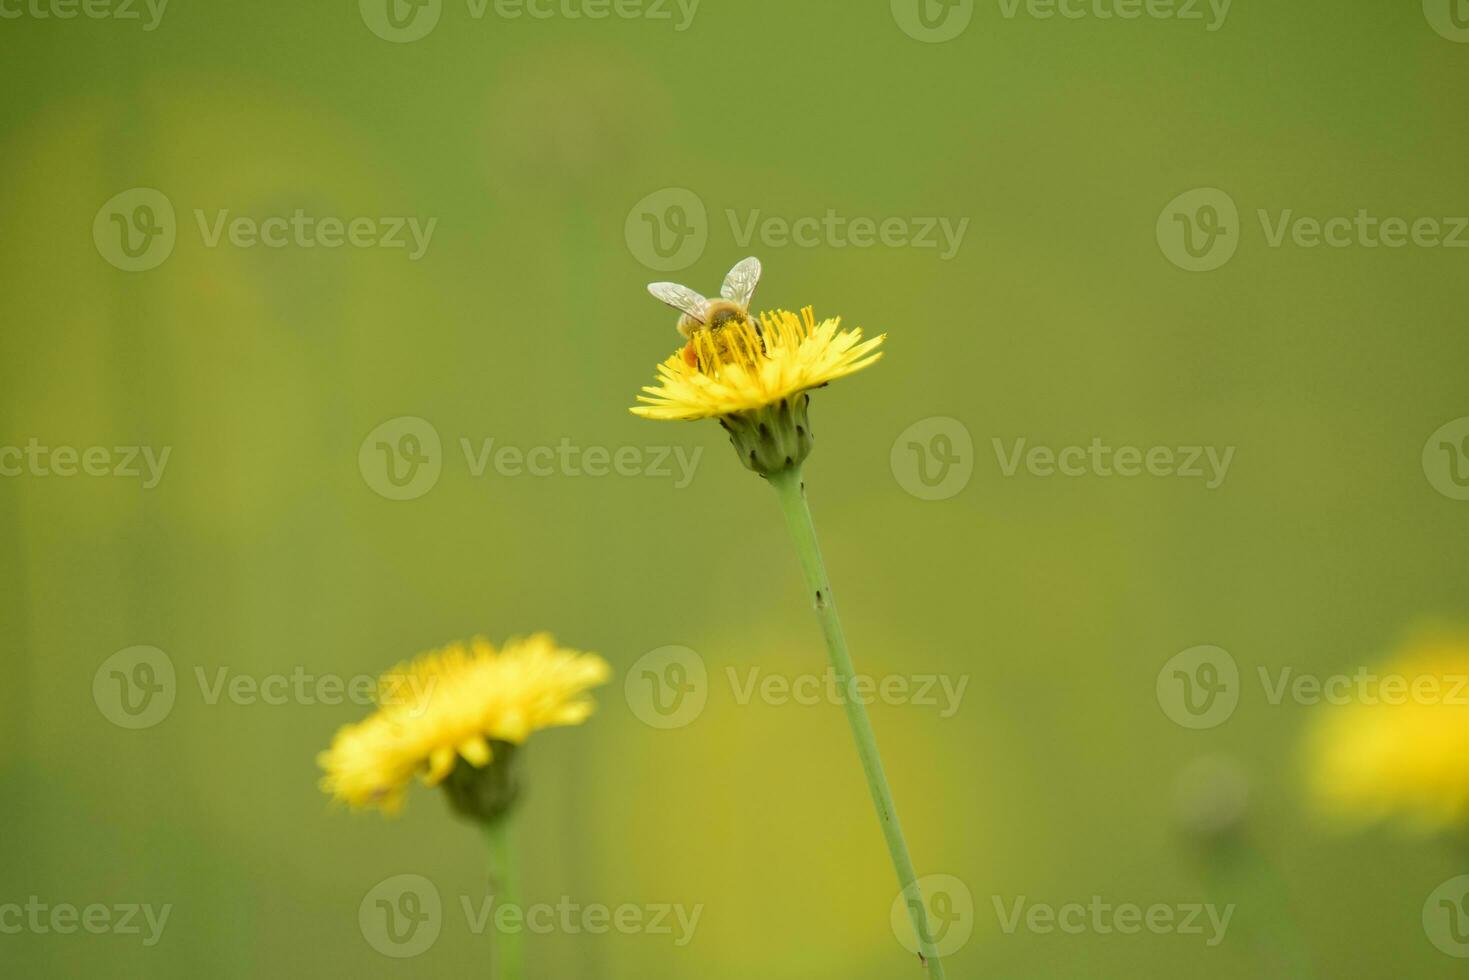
[720,256,762,307]
[647,282,709,324]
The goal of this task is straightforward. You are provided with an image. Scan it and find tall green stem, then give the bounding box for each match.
[484,818,522,980]
[768,465,946,979]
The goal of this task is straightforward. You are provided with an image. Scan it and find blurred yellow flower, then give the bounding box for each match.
[631,307,883,422]
[1306,632,1469,832]
[318,634,609,815]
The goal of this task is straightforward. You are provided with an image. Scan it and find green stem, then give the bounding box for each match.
[1197,836,1314,978]
[484,818,522,980]
[768,465,946,979]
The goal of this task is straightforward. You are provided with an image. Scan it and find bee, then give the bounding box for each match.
[647,256,762,368]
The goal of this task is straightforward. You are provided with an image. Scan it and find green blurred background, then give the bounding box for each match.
[3,0,1469,976]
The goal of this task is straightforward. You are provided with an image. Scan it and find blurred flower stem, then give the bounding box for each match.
[769,465,946,979]
[485,818,522,980]
[1196,835,1314,979]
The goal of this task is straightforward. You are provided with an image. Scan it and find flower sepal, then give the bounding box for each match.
[720,393,814,477]
[441,742,522,826]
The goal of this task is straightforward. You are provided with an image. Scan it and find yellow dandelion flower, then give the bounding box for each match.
[1305,631,1469,833]
[632,306,884,422]
[318,633,609,818]
[632,307,883,476]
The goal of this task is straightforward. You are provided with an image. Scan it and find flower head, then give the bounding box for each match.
[632,306,883,477]
[318,633,609,817]
[1305,630,1469,833]
[631,306,883,422]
